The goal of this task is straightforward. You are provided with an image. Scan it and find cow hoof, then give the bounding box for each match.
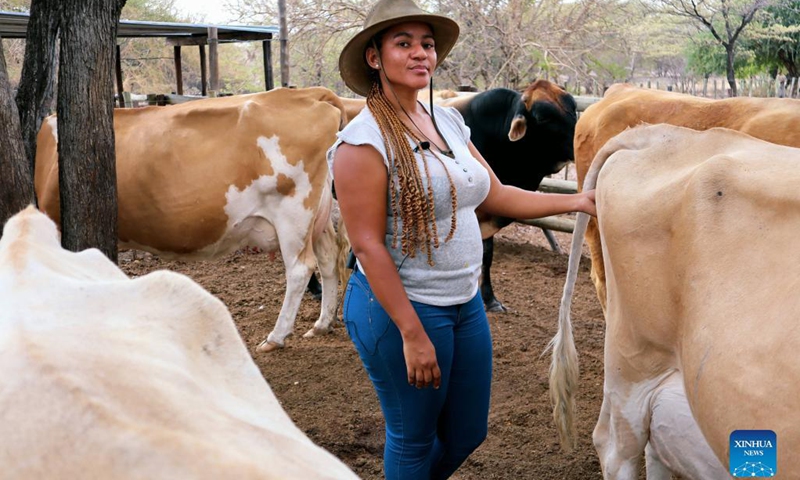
[256,339,283,353]
[303,326,331,339]
[485,300,508,313]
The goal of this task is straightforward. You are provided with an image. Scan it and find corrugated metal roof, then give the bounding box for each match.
[0,11,278,40]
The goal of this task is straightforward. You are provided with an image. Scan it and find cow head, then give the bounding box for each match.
[510,80,577,174]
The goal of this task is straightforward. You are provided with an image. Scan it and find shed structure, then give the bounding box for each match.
[0,11,279,105]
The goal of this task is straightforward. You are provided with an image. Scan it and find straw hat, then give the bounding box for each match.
[338,0,460,97]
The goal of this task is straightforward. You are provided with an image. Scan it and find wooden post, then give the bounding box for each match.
[208,27,219,97]
[278,0,289,87]
[262,40,274,90]
[199,44,207,96]
[115,44,125,108]
[173,45,183,95]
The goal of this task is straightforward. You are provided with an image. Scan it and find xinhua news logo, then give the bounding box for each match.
[730,430,776,477]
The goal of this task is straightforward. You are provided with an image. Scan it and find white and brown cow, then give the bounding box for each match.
[34,87,346,352]
[0,206,359,479]
[551,124,800,478]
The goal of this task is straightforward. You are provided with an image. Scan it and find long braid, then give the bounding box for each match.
[366,82,458,266]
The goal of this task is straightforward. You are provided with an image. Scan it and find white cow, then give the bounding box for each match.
[0,206,359,479]
[550,124,800,479]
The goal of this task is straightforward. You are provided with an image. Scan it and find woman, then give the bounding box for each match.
[328,0,596,478]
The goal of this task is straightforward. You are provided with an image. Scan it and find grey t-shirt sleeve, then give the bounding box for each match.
[326,110,390,179]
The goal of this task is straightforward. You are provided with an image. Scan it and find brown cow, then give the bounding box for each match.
[576,84,800,310]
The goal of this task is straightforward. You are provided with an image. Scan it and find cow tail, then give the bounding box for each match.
[546,132,622,451]
[335,215,351,309]
[546,211,587,452]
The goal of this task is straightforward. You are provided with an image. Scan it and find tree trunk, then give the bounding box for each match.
[726,46,737,97]
[0,36,36,236]
[57,0,126,262]
[15,0,61,184]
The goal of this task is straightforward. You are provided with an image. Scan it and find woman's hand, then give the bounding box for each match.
[579,189,597,217]
[401,329,441,389]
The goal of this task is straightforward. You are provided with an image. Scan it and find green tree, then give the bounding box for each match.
[656,0,782,96]
[686,32,757,77]
[746,1,799,81]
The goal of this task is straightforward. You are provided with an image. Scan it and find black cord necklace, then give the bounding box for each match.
[375,54,455,159]
[407,108,455,159]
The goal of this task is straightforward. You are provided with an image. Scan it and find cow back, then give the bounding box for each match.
[0,207,358,479]
[576,84,800,187]
[34,87,346,258]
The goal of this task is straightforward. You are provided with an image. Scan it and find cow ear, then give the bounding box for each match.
[508,115,526,142]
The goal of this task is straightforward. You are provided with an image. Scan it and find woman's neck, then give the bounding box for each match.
[380,80,424,117]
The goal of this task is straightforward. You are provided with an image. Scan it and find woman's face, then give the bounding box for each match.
[366,21,437,93]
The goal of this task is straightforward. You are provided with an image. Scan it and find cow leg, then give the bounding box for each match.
[593,379,651,480]
[303,217,337,339]
[586,218,608,314]
[306,273,322,300]
[644,443,671,480]
[481,237,507,312]
[257,232,316,352]
[646,373,728,480]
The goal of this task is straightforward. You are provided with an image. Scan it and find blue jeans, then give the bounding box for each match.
[343,270,493,480]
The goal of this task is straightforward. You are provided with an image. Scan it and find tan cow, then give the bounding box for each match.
[576,84,800,311]
[0,206,359,479]
[35,87,346,352]
[551,124,800,478]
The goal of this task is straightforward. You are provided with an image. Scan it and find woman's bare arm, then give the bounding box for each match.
[469,142,596,219]
[333,143,441,389]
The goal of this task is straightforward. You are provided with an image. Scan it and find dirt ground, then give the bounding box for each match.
[120,223,608,479]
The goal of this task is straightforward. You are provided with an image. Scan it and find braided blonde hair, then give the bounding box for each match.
[366,81,458,266]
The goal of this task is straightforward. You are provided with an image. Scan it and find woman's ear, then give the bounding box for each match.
[365,48,380,70]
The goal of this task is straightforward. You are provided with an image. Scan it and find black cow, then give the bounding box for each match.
[442,80,577,312]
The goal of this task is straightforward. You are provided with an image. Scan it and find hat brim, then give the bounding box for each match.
[339,15,459,97]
